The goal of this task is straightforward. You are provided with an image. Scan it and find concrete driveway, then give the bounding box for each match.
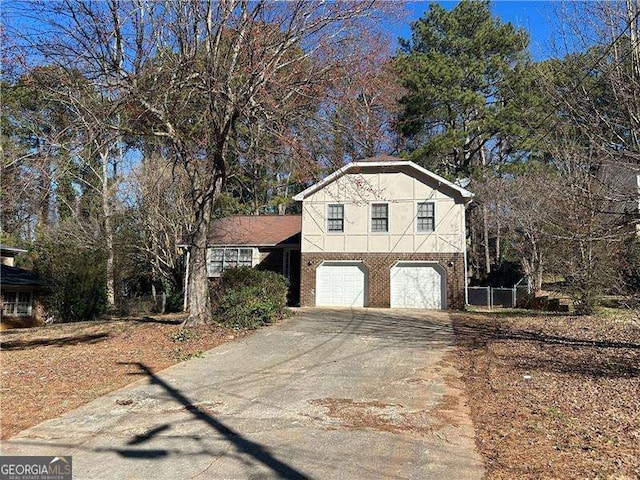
[2,308,484,479]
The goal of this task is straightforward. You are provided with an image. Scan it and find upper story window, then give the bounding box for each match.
[327,204,344,232]
[371,203,389,232]
[417,202,435,232]
[2,291,32,316]
[207,247,253,276]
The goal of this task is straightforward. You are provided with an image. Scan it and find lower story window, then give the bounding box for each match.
[207,248,253,276]
[283,250,291,280]
[2,291,33,316]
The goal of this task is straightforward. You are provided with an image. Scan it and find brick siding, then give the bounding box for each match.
[300,252,465,309]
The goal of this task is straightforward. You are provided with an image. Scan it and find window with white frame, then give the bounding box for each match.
[207,248,253,276]
[327,204,344,232]
[2,291,33,316]
[371,203,389,232]
[417,202,435,232]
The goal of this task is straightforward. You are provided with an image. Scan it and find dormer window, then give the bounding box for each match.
[327,204,344,232]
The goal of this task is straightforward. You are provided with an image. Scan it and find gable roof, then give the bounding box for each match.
[358,155,403,163]
[207,215,301,247]
[0,264,48,288]
[292,156,474,201]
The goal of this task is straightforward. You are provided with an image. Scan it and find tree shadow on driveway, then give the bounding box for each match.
[7,360,313,479]
[119,362,311,480]
[286,308,453,347]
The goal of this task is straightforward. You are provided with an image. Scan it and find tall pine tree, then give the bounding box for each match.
[394,0,534,177]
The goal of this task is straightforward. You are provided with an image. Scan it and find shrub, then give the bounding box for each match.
[29,237,108,322]
[165,289,185,313]
[215,267,289,329]
[622,239,640,293]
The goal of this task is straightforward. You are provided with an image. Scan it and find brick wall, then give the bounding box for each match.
[0,292,47,329]
[300,252,465,309]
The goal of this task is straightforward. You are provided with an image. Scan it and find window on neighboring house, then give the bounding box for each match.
[417,202,435,232]
[371,203,389,232]
[207,248,253,276]
[2,291,32,316]
[327,204,344,232]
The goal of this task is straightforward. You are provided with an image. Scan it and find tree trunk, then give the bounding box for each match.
[626,0,640,150]
[535,258,543,291]
[104,202,115,308]
[479,144,491,276]
[184,202,214,326]
[495,221,501,265]
[101,150,115,309]
[183,162,223,326]
[469,213,478,279]
[533,248,544,291]
[627,0,640,80]
[482,204,491,276]
[38,156,51,228]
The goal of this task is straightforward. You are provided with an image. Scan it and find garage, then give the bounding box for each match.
[316,262,367,307]
[390,262,446,309]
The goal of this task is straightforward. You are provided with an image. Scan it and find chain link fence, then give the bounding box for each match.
[467,278,532,308]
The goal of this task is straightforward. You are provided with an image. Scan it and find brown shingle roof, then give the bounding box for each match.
[357,155,403,163]
[208,215,301,246]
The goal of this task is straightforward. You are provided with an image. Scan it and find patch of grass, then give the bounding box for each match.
[596,305,638,323]
[170,328,199,342]
[545,406,564,419]
[173,348,204,362]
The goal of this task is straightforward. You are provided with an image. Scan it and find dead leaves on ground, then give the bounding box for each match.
[452,312,640,479]
[0,315,237,439]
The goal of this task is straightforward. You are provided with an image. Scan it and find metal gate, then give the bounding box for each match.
[467,277,532,308]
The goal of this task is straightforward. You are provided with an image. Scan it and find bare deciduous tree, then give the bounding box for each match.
[11,0,396,325]
[125,152,193,297]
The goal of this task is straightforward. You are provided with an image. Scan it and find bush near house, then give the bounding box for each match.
[215,267,289,329]
[29,238,108,322]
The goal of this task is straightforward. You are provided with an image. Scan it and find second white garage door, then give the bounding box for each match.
[390,263,445,309]
[316,262,366,307]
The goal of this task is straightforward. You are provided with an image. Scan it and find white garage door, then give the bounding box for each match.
[390,263,445,309]
[316,262,366,307]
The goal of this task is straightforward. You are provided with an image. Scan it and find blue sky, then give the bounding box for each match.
[400,1,562,60]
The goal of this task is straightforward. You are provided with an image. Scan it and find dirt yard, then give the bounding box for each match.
[0,315,244,439]
[452,310,640,479]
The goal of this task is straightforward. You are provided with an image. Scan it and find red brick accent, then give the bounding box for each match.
[300,252,465,310]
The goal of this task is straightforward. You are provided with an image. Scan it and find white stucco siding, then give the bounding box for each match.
[301,169,466,254]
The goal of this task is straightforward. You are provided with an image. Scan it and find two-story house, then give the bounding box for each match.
[200,156,473,310]
[293,156,473,309]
